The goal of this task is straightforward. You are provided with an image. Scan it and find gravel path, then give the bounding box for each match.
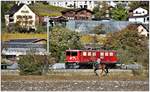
[1,80,148,91]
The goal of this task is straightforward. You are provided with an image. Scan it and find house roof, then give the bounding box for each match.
[61,8,93,14]
[141,24,149,31]
[128,14,149,18]
[7,3,25,17]
[61,9,75,14]
[2,48,46,55]
[129,7,148,12]
[75,8,94,14]
[127,23,149,32]
[7,39,47,43]
[2,39,47,52]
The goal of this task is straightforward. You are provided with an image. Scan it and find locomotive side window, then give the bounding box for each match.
[88,52,91,56]
[109,52,113,56]
[66,52,70,56]
[71,52,77,56]
[100,52,104,56]
[92,52,96,56]
[105,52,108,56]
[83,52,86,56]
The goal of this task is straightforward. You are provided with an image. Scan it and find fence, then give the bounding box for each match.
[66,20,131,33]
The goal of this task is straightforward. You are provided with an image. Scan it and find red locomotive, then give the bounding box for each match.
[65,49,119,69]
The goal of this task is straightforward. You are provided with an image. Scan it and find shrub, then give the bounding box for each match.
[132,69,144,76]
[18,54,51,75]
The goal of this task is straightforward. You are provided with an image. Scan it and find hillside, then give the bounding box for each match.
[29,3,67,17]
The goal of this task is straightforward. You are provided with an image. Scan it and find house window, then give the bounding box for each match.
[80,11,85,14]
[147,17,149,21]
[29,16,32,19]
[17,15,22,19]
[65,2,67,5]
[9,18,14,22]
[84,5,87,8]
[136,11,138,14]
[29,20,33,24]
[85,1,87,4]
[89,1,91,3]
[141,29,144,32]
[80,5,83,8]
[143,11,145,13]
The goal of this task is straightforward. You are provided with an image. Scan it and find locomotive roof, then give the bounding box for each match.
[66,49,116,52]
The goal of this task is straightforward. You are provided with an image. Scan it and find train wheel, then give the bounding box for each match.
[65,63,69,69]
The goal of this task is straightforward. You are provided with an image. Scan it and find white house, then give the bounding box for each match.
[128,7,149,24]
[47,0,97,10]
[5,3,36,29]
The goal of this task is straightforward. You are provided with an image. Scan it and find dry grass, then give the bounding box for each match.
[2,33,47,41]
[2,71,148,81]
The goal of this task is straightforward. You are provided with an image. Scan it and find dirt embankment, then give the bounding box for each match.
[2,80,148,91]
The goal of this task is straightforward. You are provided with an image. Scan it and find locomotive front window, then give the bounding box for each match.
[71,52,77,56]
[66,51,77,56]
[66,52,71,56]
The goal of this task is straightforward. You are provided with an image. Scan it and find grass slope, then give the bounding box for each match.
[29,3,67,17]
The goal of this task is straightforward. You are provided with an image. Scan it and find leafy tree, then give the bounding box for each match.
[50,26,82,62]
[18,53,53,75]
[80,35,94,44]
[111,4,128,20]
[93,2,110,19]
[91,24,106,35]
[90,24,106,46]
[1,1,15,22]
[129,1,149,10]
[36,24,47,33]
[104,25,148,68]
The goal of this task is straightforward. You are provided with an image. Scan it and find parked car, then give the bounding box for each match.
[7,63,19,70]
[50,63,66,69]
[121,64,143,70]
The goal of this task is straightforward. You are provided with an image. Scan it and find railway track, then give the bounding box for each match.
[1,69,133,75]
[49,69,132,72]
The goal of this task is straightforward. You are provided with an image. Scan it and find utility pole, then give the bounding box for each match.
[46,16,50,54]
